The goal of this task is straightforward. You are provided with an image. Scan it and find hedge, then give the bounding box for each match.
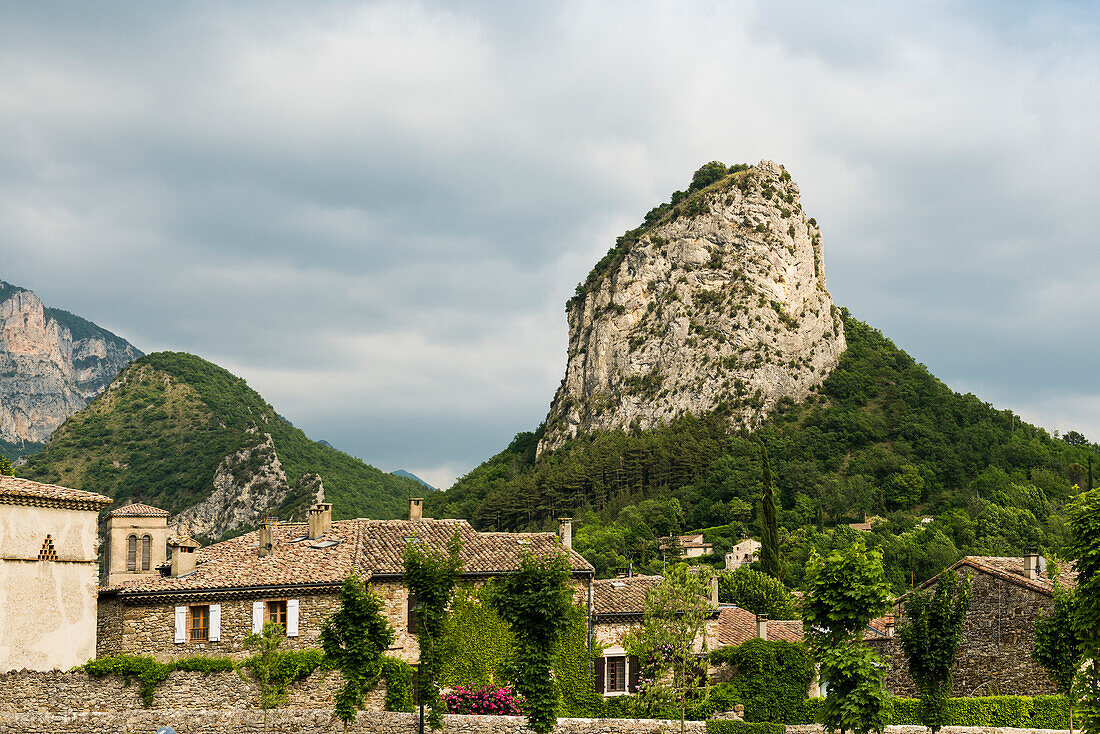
[706,720,786,734]
[795,695,1069,728]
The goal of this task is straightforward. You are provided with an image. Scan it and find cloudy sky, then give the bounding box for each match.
[1,1,1097,488]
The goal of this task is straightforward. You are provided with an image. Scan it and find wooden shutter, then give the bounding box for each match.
[141,535,152,571]
[286,599,299,637]
[127,535,137,571]
[628,655,640,693]
[209,604,221,642]
[174,606,186,643]
[594,656,605,694]
[252,601,264,633]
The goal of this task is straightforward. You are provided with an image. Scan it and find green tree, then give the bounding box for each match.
[689,161,730,192]
[718,566,800,619]
[627,564,713,733]
[1034,581,1081,734]
[803,542,891,734]
[1068,488,1100,734]
[489,550,573,734]
[321,574,395,727]
[759,443,783,580]
[886,465,925,509]
[897,569,973,733]
[0,455,12,476]
[403,531,463,729]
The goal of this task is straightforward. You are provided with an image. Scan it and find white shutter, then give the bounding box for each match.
[174,606,187,644]
[286,599,299,637]
[253,601,264,633]
[209,604,221,642]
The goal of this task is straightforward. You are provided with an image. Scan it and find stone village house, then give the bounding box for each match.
[0,475,112,671]
[866,553,1075,697]
[97,500,595,663]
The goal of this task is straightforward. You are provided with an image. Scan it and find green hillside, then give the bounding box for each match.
[431,310,1096,591]
[20,351,425,524]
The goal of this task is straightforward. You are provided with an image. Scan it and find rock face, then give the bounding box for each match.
[170,432,326,540]
[538,160,846,455]
[0,281,141,450]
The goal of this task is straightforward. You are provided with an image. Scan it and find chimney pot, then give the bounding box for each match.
[1024,550,1041,581]
[308,503,333,539]
[168,537,199,577]
[709,574,719,607]
[884,615,895,638]
[756,614,768,640]
[558,517,573,550]
[409,498,423,522]
[258,517,277,557]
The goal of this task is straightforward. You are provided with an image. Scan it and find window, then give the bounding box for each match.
[407,594,418,634]
[266,600,288,632]
[127,535,137,571]
[141,535,152,571]
[606,656,627,693]
[189,605,210,642]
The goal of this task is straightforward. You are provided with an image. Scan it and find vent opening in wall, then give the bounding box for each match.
[38,535,58,561]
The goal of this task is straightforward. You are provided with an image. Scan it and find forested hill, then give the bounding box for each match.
[430,310,1096,592]
[20,352,426,538]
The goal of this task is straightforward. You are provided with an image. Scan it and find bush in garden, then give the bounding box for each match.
[443,684,524,716]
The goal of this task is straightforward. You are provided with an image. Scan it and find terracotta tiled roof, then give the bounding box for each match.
[901,556,1076,603]
[106,502,170,518]
[102,517,593,598]
[592,575,664,616]
[0,475,111,509]
[716,606,803,646]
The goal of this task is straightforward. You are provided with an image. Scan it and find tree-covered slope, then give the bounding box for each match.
[431,311,1096,590]
[20,352,424,528]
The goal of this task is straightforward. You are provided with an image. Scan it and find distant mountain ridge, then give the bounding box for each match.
[20,351,428,539]
[393,469,435,491]
[0,279,141,457]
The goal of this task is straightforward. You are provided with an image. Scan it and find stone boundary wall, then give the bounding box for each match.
[0,710,708,734]
[0,668,383,712]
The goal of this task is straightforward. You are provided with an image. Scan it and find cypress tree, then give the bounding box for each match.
[759,442,783,580]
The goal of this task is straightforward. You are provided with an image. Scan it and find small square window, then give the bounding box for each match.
[606,656,626,693]
[189,605,210,642]
[266,600,288,632]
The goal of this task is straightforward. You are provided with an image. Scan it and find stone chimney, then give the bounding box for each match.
[409,498,423,521]
[756,614,768,640]
[709,574,719,607]
[558,517,572,550]
[169,537,199,578]
[1024,550,1041,581]
[258,517,277,557]
[308,503,333,539]
[884,615,895,638]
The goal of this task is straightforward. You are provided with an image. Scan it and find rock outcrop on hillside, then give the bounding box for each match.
[0,281,141,451]
[538,160,846,455]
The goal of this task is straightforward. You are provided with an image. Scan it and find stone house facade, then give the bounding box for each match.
[0,475,112,671]
[97,500,595,663]
[866,554,1074,697]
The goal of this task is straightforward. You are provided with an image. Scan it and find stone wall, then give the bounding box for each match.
[0,710,709,734]
[0,668,382,713]
[867,568,1058,697]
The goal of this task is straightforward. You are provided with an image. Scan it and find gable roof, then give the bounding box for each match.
[901,556,1076,602]
[106,502,170,518]
[101,517,594,599]
[0,475,112,511]
[716,606,803,646]
[592,575,664,617]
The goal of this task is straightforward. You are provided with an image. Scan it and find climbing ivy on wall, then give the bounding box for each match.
[710,639,814,723]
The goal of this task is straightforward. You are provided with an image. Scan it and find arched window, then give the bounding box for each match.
[141,535,152,571]
[127,535,137,571]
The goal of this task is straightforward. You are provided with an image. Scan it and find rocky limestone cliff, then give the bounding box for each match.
[0,281,141,450]
[170,431,326,540]
[538,160,846,455]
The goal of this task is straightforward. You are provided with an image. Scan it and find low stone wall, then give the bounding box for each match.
[0,710,707,734]
[0,668,382,712]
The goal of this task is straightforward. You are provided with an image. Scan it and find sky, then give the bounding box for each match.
[0,1,1097,489]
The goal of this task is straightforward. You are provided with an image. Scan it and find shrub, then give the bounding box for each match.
[887,695,1068,728]
[443,684,524,716]
[381,656,415,713]
[710,639,813,723]
[706,720,785,734]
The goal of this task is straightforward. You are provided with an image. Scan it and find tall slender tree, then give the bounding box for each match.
[758,442,783,580]
[898,569,973,733]
[1034,580,1081,734]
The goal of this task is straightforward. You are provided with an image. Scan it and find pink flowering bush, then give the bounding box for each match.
[442,684,525,716]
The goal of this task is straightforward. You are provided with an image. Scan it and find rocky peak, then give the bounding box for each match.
[0,280,141,451]
[538,160,846,455]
